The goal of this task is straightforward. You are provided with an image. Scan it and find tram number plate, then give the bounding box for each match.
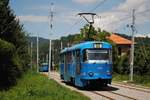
[94,43,102,48]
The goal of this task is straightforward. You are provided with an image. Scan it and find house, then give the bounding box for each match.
[107,33,132,56]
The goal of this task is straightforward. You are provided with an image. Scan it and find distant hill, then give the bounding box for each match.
[27,37,49,64]
[28,36,49,47]
[27,33,150,47]
[135,37,150,45]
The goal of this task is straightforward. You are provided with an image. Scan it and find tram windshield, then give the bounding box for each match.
[83,49,110,63]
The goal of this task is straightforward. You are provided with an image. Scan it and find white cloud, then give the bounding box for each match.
[72,0,98,4]
[94,11,130,32]
[54,5,80,24]
[17,15,49,23]
[94,0,150,33]
[28,5,49,11]
[16,5,79,25]
[117,0,149,12]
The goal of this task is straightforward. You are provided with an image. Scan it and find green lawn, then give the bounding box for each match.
[0,71,89,100]
[112,73,150,87]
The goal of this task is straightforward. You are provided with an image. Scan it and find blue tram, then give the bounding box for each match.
[39,63,49,72]
[60,41,112,87]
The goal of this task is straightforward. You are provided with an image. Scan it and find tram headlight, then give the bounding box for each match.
[106,70,111,75]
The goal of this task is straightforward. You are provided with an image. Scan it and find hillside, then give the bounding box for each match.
[28,37,49,47]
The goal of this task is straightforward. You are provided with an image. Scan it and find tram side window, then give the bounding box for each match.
[76,50,80,62]
[60,54,64,63]
[83,49,87,62]
[66,52,72,63]
[76,50,80,57]
[109,50,112,63]
[72,51,75,63]
[76,50,81,74]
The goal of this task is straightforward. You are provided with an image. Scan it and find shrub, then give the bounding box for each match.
[0,39,22,90]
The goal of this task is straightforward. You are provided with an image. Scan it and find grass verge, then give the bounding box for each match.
[0,71,89,100]
[112,73,150,87]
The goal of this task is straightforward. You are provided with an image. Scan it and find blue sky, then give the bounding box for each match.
[10,0,150,39]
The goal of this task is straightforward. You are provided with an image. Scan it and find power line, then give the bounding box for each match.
[78,13,97,40]
[103,8,150,27]
[61,7,150,36]
[64,18,82,34]
[64,0,108,35]
[90,0,107,12]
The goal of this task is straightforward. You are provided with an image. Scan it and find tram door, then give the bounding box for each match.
[64,53,70,81]
[64,53,67,74]
[76,50,81,75]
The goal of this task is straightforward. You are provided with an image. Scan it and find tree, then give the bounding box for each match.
[0,39,23,89]
[0,0,30,89]
[134,44,150,75]
[80,24,97,41]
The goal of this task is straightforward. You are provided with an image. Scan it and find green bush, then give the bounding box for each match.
[0,39,22,90]
[112,45,130,74]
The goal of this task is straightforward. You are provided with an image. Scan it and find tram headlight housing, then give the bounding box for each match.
[88,72,94,77]
[106,70,111,75]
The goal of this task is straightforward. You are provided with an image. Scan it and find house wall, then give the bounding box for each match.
[117,44,131,56]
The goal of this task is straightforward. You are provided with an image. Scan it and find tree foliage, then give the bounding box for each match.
[0,39,22,89]
[0,0,30,90]
[134,44,150,75]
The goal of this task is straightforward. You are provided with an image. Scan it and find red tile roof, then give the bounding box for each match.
[107,33,132,45]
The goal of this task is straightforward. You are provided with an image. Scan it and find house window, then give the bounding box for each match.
[118,47,121,55]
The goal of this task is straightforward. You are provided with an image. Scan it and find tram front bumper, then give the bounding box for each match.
[80,72,112,80]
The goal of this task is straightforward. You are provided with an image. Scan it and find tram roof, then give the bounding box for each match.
[60,41,111,54]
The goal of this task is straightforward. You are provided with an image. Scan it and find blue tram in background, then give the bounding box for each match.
[39,63,49,72]
[60,41,112,87]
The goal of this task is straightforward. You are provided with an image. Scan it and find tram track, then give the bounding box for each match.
[48,72,138,100]
[42,72,149,100]
[112,83,150,93]
[92,90,138,100]
[50,74,115,100]
[113,82,150,90]
[91,91,114,100]
[107,91,137,100]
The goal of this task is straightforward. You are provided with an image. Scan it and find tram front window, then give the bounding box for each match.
[83,49,109,63]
